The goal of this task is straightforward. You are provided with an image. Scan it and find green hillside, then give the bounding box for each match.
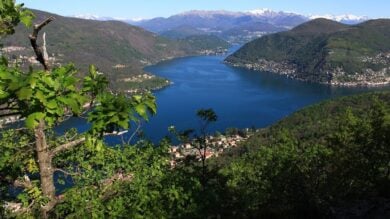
[160,25,206,39]
[206,91,390,217]
[1,9,227,91]
[225,18,390,85]
[179,35,230,54]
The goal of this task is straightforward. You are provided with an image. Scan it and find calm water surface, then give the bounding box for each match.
[58,48,389,143]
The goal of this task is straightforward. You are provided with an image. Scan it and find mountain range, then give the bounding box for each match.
[1,9,230,91]
[225,18,390,86]
[74,9,371,44]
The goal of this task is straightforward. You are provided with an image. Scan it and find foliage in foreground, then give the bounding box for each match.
[214,91,390,217]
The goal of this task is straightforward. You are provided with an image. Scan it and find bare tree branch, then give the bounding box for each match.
[127,121,141,144]
[29,16,55,71]
[54,168,79,176]
[42,32,49,62]
[104,130,128,136]
[51,131,128,157]
[100,172,133,187]
[63,132,78,142]
[13,175,33,189]
[13,127,29,132]
[50,137,86,157]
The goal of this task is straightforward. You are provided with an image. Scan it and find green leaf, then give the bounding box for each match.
[17,193,29,207]
[27,158,39,173]
[135,104,148,120]
[0,89,9,99]
[25,112,45,129]
[46,99,58,110]
[133,95,142,103]
[29,76,37,89]
[89,65,97,75]
[42,75,57,88]
[17,87,33,100]
[96,141,103,152]
[117,120,129,129]
[145,99,157,115]
[19,9,34,27]
[59,97,80,113]
[8,81,22,91]
[108,115,119,123]
[35,90,46,103]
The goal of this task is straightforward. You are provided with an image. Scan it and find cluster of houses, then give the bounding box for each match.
[1,46,59,67]
[0,115,21,128]
[169,130,254,167]
[198,47,228,56]
[121,74,156,82]
[361,52,390,65]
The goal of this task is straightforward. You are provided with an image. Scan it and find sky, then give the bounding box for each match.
[17,0,390,20]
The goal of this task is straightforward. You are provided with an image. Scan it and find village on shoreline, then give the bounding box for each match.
[168,128,257,167]
[225,52,390,87]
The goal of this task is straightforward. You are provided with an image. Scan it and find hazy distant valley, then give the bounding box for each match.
[78,9,369,44]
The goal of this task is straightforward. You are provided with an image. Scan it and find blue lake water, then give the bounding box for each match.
[58,48,389,143]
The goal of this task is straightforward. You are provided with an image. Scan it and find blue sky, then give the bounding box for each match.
[17,0,390,19]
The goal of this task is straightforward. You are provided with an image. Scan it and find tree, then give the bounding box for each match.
[0,2,156,218]
[0,0,33,36]
[195,109,217,187]
[169,108,217,189]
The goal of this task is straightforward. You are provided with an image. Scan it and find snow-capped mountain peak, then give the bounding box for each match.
[74,14,104,20]
[309,14,369,23]
[246,8,275,16]
[178,10,244,18]
[72,14,146,23]
[245,8,305,19]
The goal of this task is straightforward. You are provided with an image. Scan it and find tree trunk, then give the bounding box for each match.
[35,120,55,218]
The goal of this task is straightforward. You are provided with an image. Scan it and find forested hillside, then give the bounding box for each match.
[207,91,390,217]
[226,18,390,85]
[1,9,229,91]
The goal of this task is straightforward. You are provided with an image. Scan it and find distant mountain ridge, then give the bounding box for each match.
[132,9,371,44]
[133,9,307,43]
[308,14,369,24]
[72,9,371,44]
[74,9,369,26]
[225,18,390,86]
[1,9,229,91]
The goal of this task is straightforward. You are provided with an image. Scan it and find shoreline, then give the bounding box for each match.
[142,50,230,91]
[225,61,390,87]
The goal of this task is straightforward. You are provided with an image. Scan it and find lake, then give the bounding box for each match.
[59,48,389,143]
